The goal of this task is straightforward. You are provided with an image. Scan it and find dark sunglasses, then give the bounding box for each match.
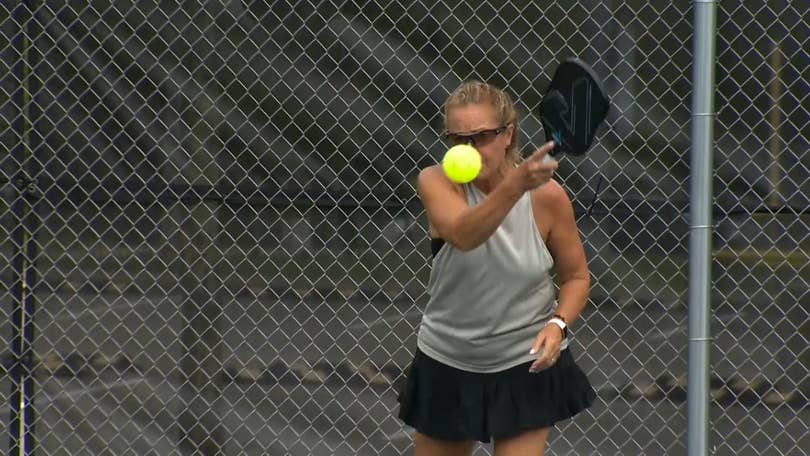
[444,125,508,146]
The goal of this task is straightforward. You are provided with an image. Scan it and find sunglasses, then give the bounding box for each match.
[444,125,508,146]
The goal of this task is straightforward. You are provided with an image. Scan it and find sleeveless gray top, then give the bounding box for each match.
[417,183,568,372]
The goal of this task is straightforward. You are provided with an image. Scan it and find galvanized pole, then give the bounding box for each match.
[689,1,718,455]
[9,2,40,455]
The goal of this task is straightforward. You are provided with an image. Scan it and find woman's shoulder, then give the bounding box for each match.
[529,179,572,212]
[417,164,462,194]
[418,164,444,181]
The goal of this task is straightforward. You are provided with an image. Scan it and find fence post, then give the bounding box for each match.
[689,1,718,455]
[177,201,228,455]
[7,1,41,454]
[175,124,230,454]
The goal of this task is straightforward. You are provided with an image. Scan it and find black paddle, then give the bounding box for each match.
[540,57,610,156]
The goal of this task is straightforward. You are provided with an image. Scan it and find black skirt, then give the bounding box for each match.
[397,347,596,443]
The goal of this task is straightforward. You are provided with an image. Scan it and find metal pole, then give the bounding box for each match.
[8,1,39,455]
[766,42,783,209]
[689,1,717,455]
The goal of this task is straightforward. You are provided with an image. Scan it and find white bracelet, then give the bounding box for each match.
[547,317,567,338]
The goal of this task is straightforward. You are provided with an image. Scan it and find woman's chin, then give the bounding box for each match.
[476,166,494,181]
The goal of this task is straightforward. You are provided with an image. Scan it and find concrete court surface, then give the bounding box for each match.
[1,289,807,455]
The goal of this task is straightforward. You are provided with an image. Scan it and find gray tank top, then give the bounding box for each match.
[417,183,568,372]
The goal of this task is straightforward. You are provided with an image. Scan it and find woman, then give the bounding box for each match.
[398,81,596,456]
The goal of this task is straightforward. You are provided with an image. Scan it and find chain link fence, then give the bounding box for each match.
[2,1,807,455]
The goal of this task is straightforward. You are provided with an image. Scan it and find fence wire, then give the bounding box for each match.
[1,1,808,455]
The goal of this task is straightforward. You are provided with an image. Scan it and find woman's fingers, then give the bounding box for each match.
[529,332,561,373]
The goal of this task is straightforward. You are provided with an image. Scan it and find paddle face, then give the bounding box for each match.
[540,58,610,156]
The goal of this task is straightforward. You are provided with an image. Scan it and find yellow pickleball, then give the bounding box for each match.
[442,144,481,183]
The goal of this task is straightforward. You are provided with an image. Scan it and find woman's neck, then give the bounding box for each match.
[473,163,511,194]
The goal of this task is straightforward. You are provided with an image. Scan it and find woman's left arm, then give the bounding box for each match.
[528,180,590,371]
[540,181,591,326]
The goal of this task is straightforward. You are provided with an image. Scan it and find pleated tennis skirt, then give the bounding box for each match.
[396,347,596,443]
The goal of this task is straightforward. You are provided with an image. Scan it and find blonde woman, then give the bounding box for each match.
[397,81,595,456]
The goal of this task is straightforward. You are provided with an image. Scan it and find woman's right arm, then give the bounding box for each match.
[417,141,557,251]
[417,165,522,251]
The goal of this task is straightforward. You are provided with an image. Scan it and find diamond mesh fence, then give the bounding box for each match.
[1,1,808,455]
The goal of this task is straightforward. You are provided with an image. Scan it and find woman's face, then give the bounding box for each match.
[445,102,513,181]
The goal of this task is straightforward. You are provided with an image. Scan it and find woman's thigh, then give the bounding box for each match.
[414,431,476,456]
[493,427,551,456]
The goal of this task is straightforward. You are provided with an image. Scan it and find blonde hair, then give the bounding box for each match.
[443,81,520,165]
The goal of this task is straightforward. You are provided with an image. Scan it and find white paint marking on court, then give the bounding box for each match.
[384,429,414,442]
[717,311,748,322]
[649,327,684,341]
[348,310,423,330]
[45,378,148,400]
[593,381,620,392]
[49,297,157,322]
[647,311,748,341]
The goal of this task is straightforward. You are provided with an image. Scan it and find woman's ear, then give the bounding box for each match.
[505,123,516,152]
